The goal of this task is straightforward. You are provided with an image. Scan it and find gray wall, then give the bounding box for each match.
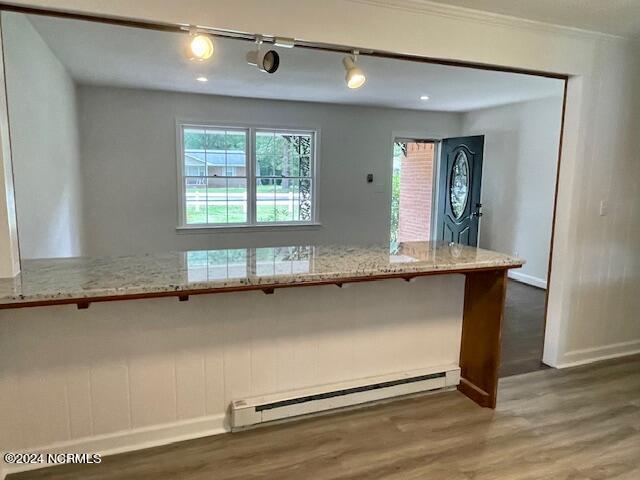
[4,12,84,259]
[463,95,564,287]
[78,85,462,256]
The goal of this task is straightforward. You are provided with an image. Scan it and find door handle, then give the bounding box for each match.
[472,202,483,218]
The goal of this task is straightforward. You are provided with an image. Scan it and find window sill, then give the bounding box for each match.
[176,223,323,234]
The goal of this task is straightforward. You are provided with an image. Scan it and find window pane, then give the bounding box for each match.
[227,177,247,223]
[207,177,227,224]
[283,134,312,177]
[205,151,224,177]
[225,131,246,151]
[225,150,246,177]
[276,178,294,222]
[256,131,276,155]
[205,130,226,150]
[184,128,206,149]
[184,128,206,177]
[256,178,276,222]
[256,132,276,176]
[297,156,311,178]
[255,131,313,223]
[225,131,247,176]
[203,130,223,177]
[185,179,207,224]
[299,179,312,221]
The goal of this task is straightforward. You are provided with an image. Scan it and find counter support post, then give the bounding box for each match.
[458,269,508,408]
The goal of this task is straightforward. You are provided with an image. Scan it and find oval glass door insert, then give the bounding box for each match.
[450,151,469,219]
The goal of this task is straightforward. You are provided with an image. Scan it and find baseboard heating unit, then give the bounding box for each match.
[231,365,460,429]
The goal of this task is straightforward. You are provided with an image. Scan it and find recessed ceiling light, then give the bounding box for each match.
[420,95,430,101]
[196,76,208,82]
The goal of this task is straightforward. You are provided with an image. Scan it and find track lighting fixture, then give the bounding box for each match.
[186,30,214,62]
[246,37,280,74]
[343,50,366,89]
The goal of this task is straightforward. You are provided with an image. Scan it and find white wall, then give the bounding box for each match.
[77,85,462,256]
[463,95,564,288]
[551,39,640,367]
[3,12,84,259]
[0,275,464,476]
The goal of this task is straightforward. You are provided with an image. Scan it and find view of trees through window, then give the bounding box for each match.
[255,131,312,223]
[183,126,314,225]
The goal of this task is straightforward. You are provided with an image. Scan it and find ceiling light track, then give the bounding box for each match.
[180,25,297,49]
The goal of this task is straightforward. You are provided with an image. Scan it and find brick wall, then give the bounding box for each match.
[398,142,434,242]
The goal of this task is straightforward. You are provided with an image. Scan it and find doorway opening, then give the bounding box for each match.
[390,139,436,249]
[389,90,564,379]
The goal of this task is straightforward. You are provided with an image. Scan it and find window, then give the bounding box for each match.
[179,124,316,227]
[182,126,248,224]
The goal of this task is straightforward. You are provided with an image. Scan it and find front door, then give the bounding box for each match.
[436,135,484,246]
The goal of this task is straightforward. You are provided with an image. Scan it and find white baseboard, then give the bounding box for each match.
[1,414,227,478]
[555,339,640,369]
[508,270,547,289]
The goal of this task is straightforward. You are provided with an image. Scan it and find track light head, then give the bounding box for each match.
[343,51,366,89]
[187,33,214,62]
[246,38,280,74]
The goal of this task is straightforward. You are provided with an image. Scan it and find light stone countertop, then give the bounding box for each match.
[0,242,523,307]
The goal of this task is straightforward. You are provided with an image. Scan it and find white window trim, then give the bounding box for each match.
[176,120,320,230]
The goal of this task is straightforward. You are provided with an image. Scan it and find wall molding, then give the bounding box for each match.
[349,0,631,43]
[1,414,227,478]
[508,270,547,290]
[555,340,640,369]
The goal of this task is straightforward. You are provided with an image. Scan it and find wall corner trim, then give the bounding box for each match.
[507,271,547,290]
[553,340,640,369]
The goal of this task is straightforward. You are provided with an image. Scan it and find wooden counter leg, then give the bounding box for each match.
[458,269,508,408]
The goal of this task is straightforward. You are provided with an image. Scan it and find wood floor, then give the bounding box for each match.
[500,280,548,377]
[12,354,640,480]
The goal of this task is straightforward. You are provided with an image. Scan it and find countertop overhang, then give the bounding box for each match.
[0,242,524,310]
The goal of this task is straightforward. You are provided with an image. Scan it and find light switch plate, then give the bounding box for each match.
[599,200,609,216]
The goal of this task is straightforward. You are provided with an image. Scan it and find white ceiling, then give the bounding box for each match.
[428,0,640,38]
[26,13,563,113]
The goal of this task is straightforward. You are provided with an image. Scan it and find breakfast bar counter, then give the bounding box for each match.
[0,242,522,308]
[0,241,522,409]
